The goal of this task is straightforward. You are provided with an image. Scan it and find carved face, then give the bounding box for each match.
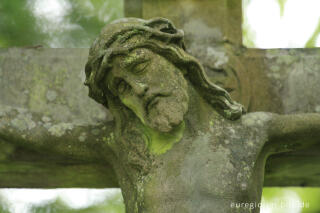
[106,48,189,132]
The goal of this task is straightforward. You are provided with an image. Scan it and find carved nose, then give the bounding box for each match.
[131,82,149,96]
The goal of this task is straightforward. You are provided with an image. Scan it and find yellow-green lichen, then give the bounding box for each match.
[0,141,15,161]
[48,123,73,137]
[78,132,87,142]
[46,90,57,102]
[28,65,48,112]
[91,129,100,135]
[103,132,115,144]
[121,96,146,124]
[10,113,36,131]
[143,121,185,155]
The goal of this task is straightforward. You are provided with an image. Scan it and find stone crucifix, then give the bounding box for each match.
[82,17,320,212]
[1,0,320,213]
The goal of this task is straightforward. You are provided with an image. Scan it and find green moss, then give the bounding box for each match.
[103,132,115,144]
[10,113,36,131]
[0,141,15,161]
[277,55,298,66]
[48,123,73,137]
[121,96,146,124]
[53,68,68,86]
[46,90,57,102]
[124,51,138,65]
[28,65,48,112]
[78,132,87,142]
[143,121,185,155]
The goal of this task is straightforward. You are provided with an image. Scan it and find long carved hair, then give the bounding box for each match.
[85,17,244,120]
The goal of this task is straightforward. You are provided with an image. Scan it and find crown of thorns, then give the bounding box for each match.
[85,17,244,120]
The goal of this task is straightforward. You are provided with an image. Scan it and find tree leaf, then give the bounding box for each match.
[277,0,287,17]
[305,18,320,48]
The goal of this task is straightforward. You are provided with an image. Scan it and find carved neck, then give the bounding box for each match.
[184,81,223,132]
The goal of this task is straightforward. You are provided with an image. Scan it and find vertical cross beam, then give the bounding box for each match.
[125,0,251,108]
[125,0,243,46]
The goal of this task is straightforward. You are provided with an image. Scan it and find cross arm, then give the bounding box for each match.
[0,48,120,188]
[267,113,320,153]
[239,48,320,187]
[263,113,320,187]
[0,104,115,161]
[0,105,119,188]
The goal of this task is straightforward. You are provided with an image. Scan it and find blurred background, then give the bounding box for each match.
[0,0,320,212]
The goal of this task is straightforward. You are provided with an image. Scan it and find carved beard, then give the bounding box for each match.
[146,90,189,132]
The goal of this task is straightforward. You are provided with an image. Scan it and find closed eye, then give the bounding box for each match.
[131,60,150,74]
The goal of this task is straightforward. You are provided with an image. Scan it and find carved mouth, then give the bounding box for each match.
[145,93,170,114]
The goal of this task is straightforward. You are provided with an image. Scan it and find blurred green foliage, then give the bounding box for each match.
[262,187,320,213]
[242,0,256,48]
[29,193,125,213]
[0,1,46,47]
[305,18,320,48]
[295,188,320,213]
[276,0,287,17]
[0,0,318,48]
[242,0,256,47]
[0,196,9,213]
[243,0,320,48]
[0,0,123,47]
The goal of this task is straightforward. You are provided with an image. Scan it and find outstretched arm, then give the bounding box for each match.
[267,113,320,153]
[0,105,115,162]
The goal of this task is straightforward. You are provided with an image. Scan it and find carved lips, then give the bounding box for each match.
[145,94,169,114]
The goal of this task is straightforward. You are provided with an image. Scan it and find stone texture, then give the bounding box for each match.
[1,48,320,189]
[0,144,118,188]
[0,48,118,188]
[125,0,242,45]
[82,17,320,212]
[0,48,112,124]
[243,48,320,114]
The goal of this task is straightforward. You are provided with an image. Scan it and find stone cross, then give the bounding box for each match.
[0,0,320,212]
[125,0,320,188]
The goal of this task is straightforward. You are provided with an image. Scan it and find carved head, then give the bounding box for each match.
[85,18,244,132]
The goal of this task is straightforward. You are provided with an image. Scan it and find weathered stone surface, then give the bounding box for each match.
[1,47,320,191]
[0,143,118,188]
[240,48,320,187]
[265,145,320,187]
[125,0,142,18]
[1,5,319,213]
[125,0,242,45]
[0,48,112,124]
[243,48,320,114]
[0,48,118,188]
[83,17,320,213]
